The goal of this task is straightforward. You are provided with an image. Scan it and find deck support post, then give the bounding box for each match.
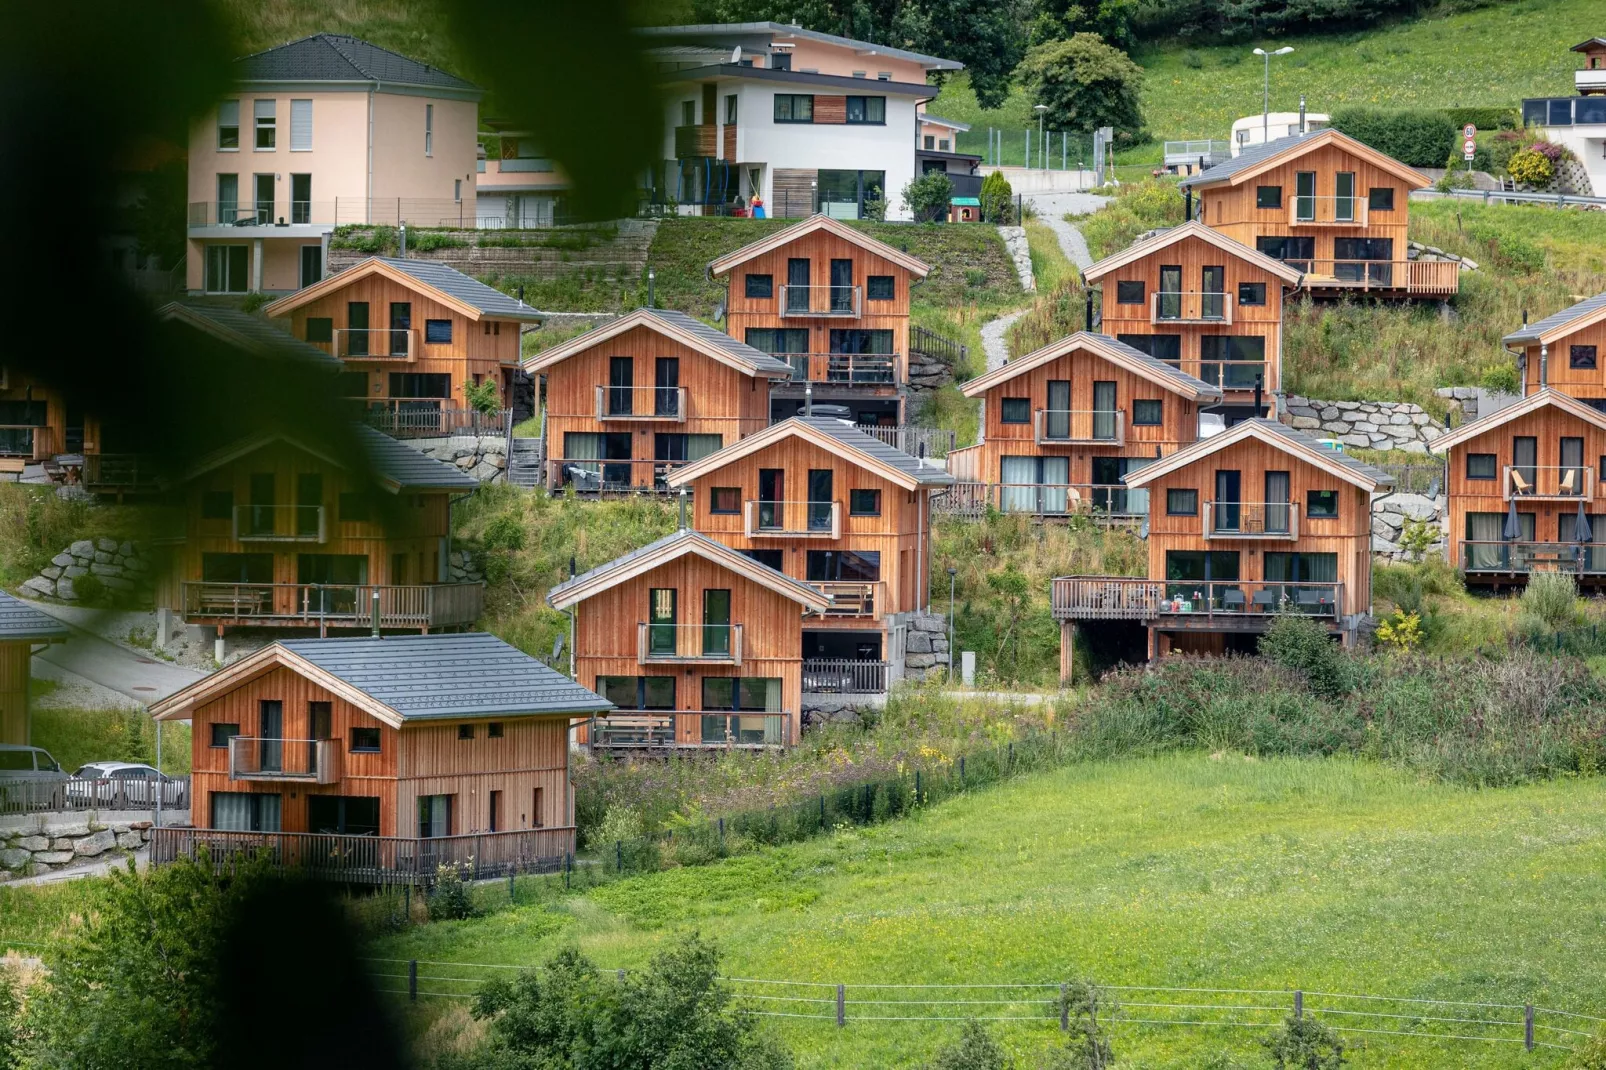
[1059,621,1076,687]
[1147,626,1158,664]
[215,625,225,664]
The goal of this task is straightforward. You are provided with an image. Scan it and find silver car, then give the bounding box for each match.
[0,744,69,811]
[68,762,185,807]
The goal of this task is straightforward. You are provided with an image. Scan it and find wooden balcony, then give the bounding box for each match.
[819,581,882,618]
[778,285,861,318]
[1204,501,1299,540]
[582,711,791,752]
[594,385,687,422]
[1151,291,1232,325]
[1051,576,1343,624]
[1034,409,1124,447]
[233,504,327,543]
[1462,541,1606,576]
[547,458,689,494]
[744,499,841,539]
[1289,259,1459,297]
[674,124,717,158]
[180,581,483,631]
[228,737,341,784]
[1504,465,1596,501]
[778,353,899,387]
[636,622,743,665]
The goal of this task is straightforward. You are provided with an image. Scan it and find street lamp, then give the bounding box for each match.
[946,567,958,685]
[1034,104,1048,172]
[1252,47,1294,147]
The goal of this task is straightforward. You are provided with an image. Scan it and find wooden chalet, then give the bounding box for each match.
[522,308,792,493]
[1432,389,1606,586]
[1178,129,1458,299]
[708,214,932,427]
[1082,220,1304,418]
[156,424,483,637]
[547,528,834,751]
[149,633,611,883]
[1504,292,1606,404]
[945,332,1221,520]
[0,593,69,746]
[1053,420,1393,671]
[264,257,541,435]
[665,416,953,694]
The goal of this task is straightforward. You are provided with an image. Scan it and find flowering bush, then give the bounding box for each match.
[1526,140,1570,164]
[1507,149,1555,187]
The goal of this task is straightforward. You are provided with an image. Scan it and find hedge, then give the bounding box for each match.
[1441,106,1520,132]
[1330,107,1456,168]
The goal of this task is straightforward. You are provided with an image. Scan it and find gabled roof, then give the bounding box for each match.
[920,114,970,132]
[638,22,963,70]
[959,331,1223,403]
[1177,128,1430,191]
[1123,419,1394,491]
[665,416,954,490]
[0,592,69,643]
[522,308,793,378]
[1571,38,1606,52]
[264,258,541,321]
[157,300,341,369]
[1430,389,1606,453]
[547,529,833,611]
[153,633,610,727]
[707,215,931,278]
[1502,292,1606,346]
[1081,220,1304,285]
[235,34,479,94]
[182,424,478,494]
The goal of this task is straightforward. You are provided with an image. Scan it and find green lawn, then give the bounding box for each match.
[375,756,1606,1068]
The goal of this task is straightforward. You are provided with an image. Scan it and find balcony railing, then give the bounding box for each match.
[1523,96,1606,127]
[1205,501,1299,539]
[548,458,688,494]
[228,737,342,784]
[361,403,512,439]
[782,353,899,386]
[1162,359,1268,392]
[328,328,415,361]
[932,482,1148,521]
[1151,291,1232,325]
[1504,465,1595,501]
[1034,409,1124,446]
[856,425,955,457]
[151,825,577,885]
[1462,541,1606,574]
[82,453,163,493]
[232,504,327,543]
[802,658,890,693]
[583,711,790,751]
[594,384,687,421]
[1163,140,1230,167]
[744,500,841,539]
[1278,259,1460,296]
[1577,70,1606,93]
[187,198,496,229]
[819,581,882,617]
[636,622,744,664]
[1051,576,1343,622]
[1289,194,1368,226]
[180,582,483,630]
[778,285,861,317]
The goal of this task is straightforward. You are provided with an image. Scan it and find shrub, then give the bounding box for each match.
[1487,129,1529,175]
[1397,517,1439,562]
[1527,140,1571,164]
[927,1019,1014,1070]
[902,171,955,223]
[1047,980,1114,1069]
[1441,106,1519,131]
[1520,571,1579,630]
[1259,614,1350,699]
[1261,1015,1345,1069]
[463,377,501,415]
[428,862,484,921]
[1570,1028,1606,1069]
[980,170,1014,224]
[1508,149,1555,188]
[1375,610,1423,652]
[1329,107,1455,168]
[1480,362,1521,393]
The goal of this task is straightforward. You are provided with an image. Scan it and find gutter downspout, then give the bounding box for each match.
[367,85,376,224]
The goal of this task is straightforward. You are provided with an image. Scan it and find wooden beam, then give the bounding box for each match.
[1059,620,1075,688]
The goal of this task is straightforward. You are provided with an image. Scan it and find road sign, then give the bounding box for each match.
[1463,123,1477,139]
[1463,137,1477,160]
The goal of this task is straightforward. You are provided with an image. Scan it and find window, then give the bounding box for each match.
[709,487,741,514]
[454,178,461,202]
[1368,187,1394,211]
[1166,488,1198,515]
[1238,282,1267,306]
[1306,490,1339,519]
[217,100,240,149]
[680,100,695,125]
[338,492,371,522]
[1294,171,1316,221]
[205,245,249,294]
[1115,280,1145,305]
[939,138,950,151]
[201,490,232,520]
[302,317,333,344]
[1255,235,1315,265]
[1117,334,1182,362]
[924,134,935,150]
[745,274,773,298]
[725,93,738,124]
[774,94,814,123]
[212,792,281,832]
[852,70,866,78]
[1256,185,1282,209]
[254,99,276,149]
[457,724,475,740]
[1466,453,1497,480]
[866,275,895,301]
[741,549,784,570]
[424,103,434,155]
[850,489,881,516]
[770,51,792,70]
[418,794,451,838]
[425,319,452,344]
[1335,172,1356,220]
[290,99,312,151]
[1572,345,1598,370]
[488,722,504,738]
[1133,399,1163,426]
[1000,398,1030,424]
[210,722,240,748]
[299,243,321,285]
[807,549,880,582]
[596,676,675,710]
[845,96,886,124]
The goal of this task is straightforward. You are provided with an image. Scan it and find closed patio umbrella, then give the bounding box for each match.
[1503,497,1521,541]
[1575,499,1594,544]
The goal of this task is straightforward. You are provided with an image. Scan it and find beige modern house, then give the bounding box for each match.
[186,35,482,295]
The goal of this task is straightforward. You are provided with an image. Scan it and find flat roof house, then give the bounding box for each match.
[150,633,610,882]
[187,34,481,296]
[1522,40,1606,197]
[0,593,69,746]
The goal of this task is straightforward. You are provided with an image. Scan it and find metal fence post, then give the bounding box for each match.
[408,960,418,1002]
[1294,990,1303,1019]
[1060,982,1070,1031]
[836,984,846,1027]
[615,840,623,872]
[959,756,966,786]
[508,870,515,901]
[718,816,725,850]
[1525,1004,1534,1051]
[915,768,922,803]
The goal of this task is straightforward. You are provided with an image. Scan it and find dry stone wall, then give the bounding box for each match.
[20,539,154,604]
[1,814,155,880]
[1280,396,1445,454]
[401,435,509,484]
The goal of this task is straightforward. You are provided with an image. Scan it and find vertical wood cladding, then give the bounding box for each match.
[812,96,847,124]
[771,170,818,217]
[0,644,31,746]
[1517,318,1606,399]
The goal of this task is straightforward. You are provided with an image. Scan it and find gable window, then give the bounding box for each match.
[849,489,881,516]
[1000,398,1030,424]
[745,273,773,299]
[866,275,895,301]
[1466,453,1497,480]
[1368,187,1395,211]
[1572,345,1598,370]
[1306,489,1339,519]
[217,101,240,149]
[709,487,741,514]
[1132,399,1163,426]
[201,490,233,520]
[1115,280,1145,305]
[424,103,434,155]
[210,722,240,748]
[1166,488,1198,516]
[774,94,814,123]
[1256,185,1282,209]
[254,99,276,149]
[845,96,886,124]
[350,727,380,752]
[1238,282,1267,306]
[424,319,453,345]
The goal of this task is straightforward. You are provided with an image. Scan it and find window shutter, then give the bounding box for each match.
[218,100,239,128]
[254,99,275,120]
[290,99,313,150]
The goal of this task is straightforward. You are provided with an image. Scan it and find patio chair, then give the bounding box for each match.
[1251,589,1280,612]
[1510,468,1533,495]
[1295,588,1326,613]
[1561,469,1578,495]
[1221,588,1247,612]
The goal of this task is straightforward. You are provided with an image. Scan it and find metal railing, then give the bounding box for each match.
[1205,501,1300,539]
[910,325,968,368]
[1290,194,1367,226]
[1421,186,1606,211]
[1504,464,1594,500]
[744,500,841,539]
[1034,408,1124,446]
[227,737,341,784]
[232,504,326,543]
[82,453,162,492]
[594,385,687,421]
[1522,95,1606,127]
[547,458,689,494]
[779,285,861,317]
[179,582,483,629]
[819,581,882,617]
[328,328,415,361]
[933,482,1148,521]
[583,710,790,751]
[1461,541,1606,574]
[362,404,511,439]
[1162,139,1230,167]
[1152,290,1231,324]
[802,658,890,693]
[1376,460,1445,496]
[636,622,744,663]
[782,353,899,386]
[1052,576,1342,621]
[855,425,955,458]
[1162,358,1267,391]
[0,774,190,815]
[188,198,503,229]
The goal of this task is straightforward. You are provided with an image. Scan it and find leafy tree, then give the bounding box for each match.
[901,170,954,223]
[980,170,1014,223]
[1017,35,1144,141]
[1029,0,1139,50]
[464,377,503,414]
[927,1019,1014,1070]
[1258,613,1350,700]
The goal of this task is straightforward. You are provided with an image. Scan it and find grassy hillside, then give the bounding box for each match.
[375,755,1606,1068]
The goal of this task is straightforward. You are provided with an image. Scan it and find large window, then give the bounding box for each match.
[217,173,239,222]
[1255,235,1314,267]
[211,791,280,832]
[253,99,276,149]
[806,550,880,581]
[205,245,249,294]
[817,169,885,220]
[389,373,452,399]
[774,94,814,123]
[308,795,379,836]
[845,96,886,124]
[217,100,240,149]
[595,676,675,709]
[1264,552,1338,583]
[744,327,809,354]
[701,677,782,710]
[1199,336,1266,390]
[418,794,451,838]
[1116,334,1181,362]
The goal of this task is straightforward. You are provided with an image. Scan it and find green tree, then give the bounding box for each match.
[1029,0,1139,49]
[901,170,955,223]
[889,0,1029,109]
[980,170,1014,223]
[1017,34,1144,141]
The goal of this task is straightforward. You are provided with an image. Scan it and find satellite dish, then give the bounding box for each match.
[1139,518,1150,539]
[551,634,565,661]
[730,46,742,64]
[713,300,727,323]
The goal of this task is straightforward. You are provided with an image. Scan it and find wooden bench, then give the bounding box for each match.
[0,457,26,482]
[195,591,270,617]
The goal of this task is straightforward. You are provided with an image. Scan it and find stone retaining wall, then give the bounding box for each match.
[1372,493,1446,561]
[997,226,1035,293]
[447,549,485,584]
[1280,396,1445,454]
[1,814,155,880]
[20,539,154,604]
[401,435,508,483]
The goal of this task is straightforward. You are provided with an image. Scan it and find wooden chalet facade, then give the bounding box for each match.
[0,594,68,746]
[1432,389,1606,586]
[1082,221,1304,416]
[945,332,1220,520]
[665,416,952,692]
[547,529,833,751]
[708,215,932,427]
[265,257,540,433]
[150,634,610,883]
[1505,292,1606,404]
[1053,420,1392,672]
[156,425,484,636]
[1179,129,1458,299]
[523,308,792,493]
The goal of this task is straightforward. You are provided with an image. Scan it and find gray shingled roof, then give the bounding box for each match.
[548,529,827,606]
[1178,131,1319,189]
[1249,419,1396,486]
[0,592,68,642]
[796,416,955,484]
[648,309,795,377]
[1092,333,1222,397]
[1503,292,1606,345]
[377,259,541,319]
[237,34,477,92]
[279,633,611,720]
[159,301,341,369]
[639,22,963,69]
[355,425,480,491]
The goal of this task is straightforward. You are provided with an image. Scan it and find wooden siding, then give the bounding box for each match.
[0,378,94,462]
[813,96,847,124]
[1516,319,1606,399]
[397,719,571,836]
[772,169,819,218]
[0,644,31,746]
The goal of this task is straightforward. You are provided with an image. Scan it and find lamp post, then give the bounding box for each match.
[1034,104,1048,172]
[946,567,957,685]
[1252,47,1294,147]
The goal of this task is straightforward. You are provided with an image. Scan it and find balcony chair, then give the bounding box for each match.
[1221,588,1247,612]
[1510,469,1533,496]
[1251,589,1280,613]
[1561,469,1578,495]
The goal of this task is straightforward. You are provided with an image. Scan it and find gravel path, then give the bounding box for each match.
[1024,191,1107,271]
[980,309,1028,371]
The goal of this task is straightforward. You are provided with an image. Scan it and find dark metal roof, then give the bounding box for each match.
[279,633,612,720]
[639,22,963,69]
[548,528,827,605]
[1571,38,1606,52]
[158,300,341,369]
[1094,332,1222,396]
[649,309,795,376]
[236,34,478,92]
[376,258,541,319]
[1178,131,1320,189]
[0,592,68,642]
[1250,419,1396,486]
[355,425,481,491]
[796,416,955,484]
[1503,292,1606,345]
[657,63,936,95]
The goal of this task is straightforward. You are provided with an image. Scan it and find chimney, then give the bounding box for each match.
[398,222,407,258]
[1084,291,1095,332]
[918,442,926,470]
[569,555,577,580]
[804,381,813,417]
[1254,374,1264,418]
[370,589,381,637]
[1183,188,1193,221]
[1299,96,1307,134]
[1540,342,1549,388]
[678,486,689,530]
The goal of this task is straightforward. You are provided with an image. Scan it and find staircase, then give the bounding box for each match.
[507,437,544,490]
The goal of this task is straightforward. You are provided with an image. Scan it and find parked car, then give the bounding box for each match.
[67,762,185,806]
[0,743,69,810]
